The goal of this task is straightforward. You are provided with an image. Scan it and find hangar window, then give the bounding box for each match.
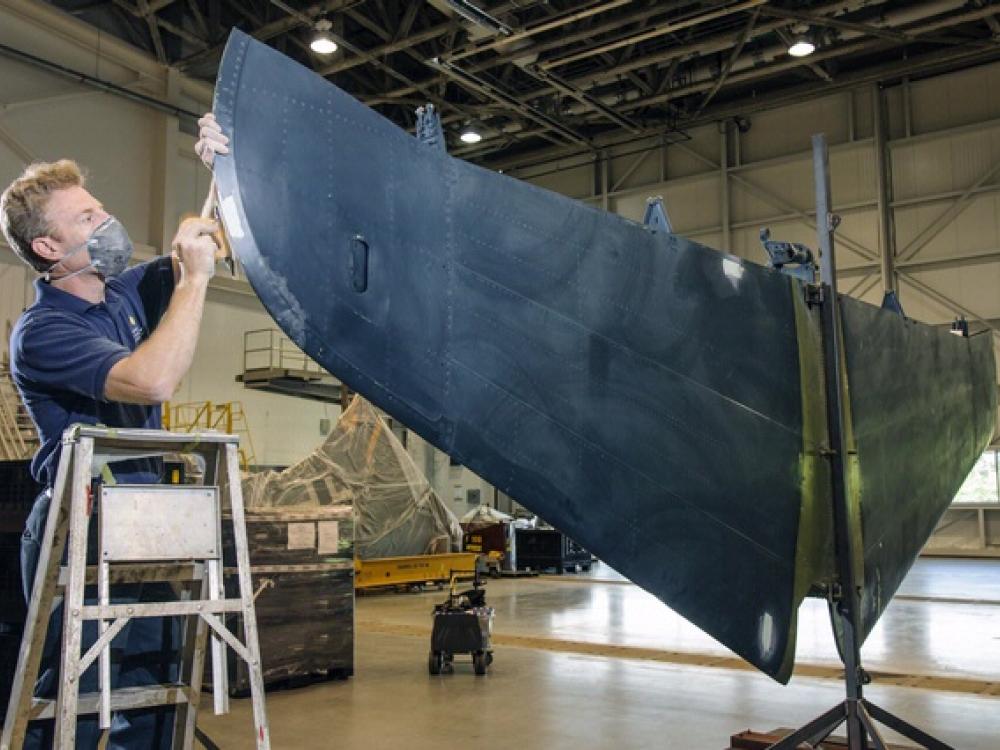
[952,449,1000,505]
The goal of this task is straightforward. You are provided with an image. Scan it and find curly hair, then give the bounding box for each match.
[1,160,85,272]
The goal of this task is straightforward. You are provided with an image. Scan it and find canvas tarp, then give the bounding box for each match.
[242,396,463,559]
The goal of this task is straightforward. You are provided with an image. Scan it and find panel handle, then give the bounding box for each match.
[349,235,369,293]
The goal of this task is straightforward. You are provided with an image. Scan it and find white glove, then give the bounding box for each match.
[194,112,229,168]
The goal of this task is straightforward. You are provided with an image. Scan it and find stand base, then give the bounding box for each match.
[731,699,954,750]
[731,728,910,749]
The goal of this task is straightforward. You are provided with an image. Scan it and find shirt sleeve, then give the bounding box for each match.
[14,315,131,403]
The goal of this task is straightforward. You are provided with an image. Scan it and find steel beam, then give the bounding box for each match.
[428,58,589,147]
[0,117,35,164]
[540,0,768,70]
[446,0,631,63]
[694,8,760,117]
[872,84,897,295]
[134,0,166,63]
[899,272,1000,335]
[896,158,1000,265]
[720,124,731,250]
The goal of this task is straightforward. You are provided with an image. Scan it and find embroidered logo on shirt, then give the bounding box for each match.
[128,315,144,345]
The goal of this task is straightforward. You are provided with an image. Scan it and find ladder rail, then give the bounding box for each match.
[54,435,94,747]
[0,445,74,749]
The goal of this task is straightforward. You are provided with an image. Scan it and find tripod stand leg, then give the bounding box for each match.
[845,699,869,750]
[862,700,955,750]
[766,703,845,750]
[857,703,887,750]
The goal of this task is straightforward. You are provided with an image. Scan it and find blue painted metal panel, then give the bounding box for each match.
[211,30,996,683]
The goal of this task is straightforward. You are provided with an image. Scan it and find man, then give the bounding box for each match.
[0,115,230,748]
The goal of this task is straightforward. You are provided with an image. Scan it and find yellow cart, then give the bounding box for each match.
[354,552,479,590]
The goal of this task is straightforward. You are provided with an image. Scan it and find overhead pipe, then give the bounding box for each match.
[552,0,973,119]
[0,41,201,122]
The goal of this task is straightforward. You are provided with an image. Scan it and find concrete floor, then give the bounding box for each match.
[198,558,1000,749]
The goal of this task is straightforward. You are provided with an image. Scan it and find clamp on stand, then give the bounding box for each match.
[759,227,817,284]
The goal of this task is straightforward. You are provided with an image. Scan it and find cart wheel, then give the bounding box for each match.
[429,650,444,675]
[473,650,488,675]
[486,651,494,665]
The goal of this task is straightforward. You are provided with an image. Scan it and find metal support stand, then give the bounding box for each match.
[1,426,271,750]
[765,135,954,750]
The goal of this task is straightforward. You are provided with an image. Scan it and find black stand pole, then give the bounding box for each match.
[765,135,954,750]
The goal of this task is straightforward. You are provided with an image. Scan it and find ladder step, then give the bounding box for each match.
[78,598,243,620]
[30,684,191,720]
[57,563,206,587]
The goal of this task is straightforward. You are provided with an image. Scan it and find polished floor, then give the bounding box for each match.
[198,558,1000,749]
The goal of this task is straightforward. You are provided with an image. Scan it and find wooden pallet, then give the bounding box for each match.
[729,728,914,749]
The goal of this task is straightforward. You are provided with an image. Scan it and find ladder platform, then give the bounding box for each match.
[30,684,192,720]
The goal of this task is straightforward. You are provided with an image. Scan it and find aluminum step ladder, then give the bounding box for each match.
[1,425,270,749]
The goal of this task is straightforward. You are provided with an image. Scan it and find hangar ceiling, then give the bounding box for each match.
[43,0,1000,165]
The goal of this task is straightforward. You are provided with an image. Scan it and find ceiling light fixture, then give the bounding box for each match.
[459,126,483,144]
[310,19,338,55]
[788,38,815,57]
[787,25,815,58]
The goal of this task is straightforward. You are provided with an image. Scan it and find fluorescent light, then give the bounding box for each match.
[788,39,815,57]
[311,19,338,55]
[460,129,483,144]
[311,36,338,54]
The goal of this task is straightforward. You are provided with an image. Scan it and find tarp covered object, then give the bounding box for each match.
[242,396,463,559]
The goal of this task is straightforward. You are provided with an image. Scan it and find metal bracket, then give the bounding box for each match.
[642,196,673,234]
[759,228,816,284]
[825,581,843,603]
[880,290,905,316]
[950,316,970,338]
[415,104,447,153]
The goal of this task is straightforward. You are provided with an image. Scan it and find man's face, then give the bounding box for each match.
[31,186,110,274]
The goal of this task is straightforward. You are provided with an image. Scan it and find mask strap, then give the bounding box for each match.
[45,264,95,283]
[42,238,91,282]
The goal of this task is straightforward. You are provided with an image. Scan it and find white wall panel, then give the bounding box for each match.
[739,93,851,163]
[4,96,160,248]
[528,161,592,200]
[665,125,718,179]
[607,136,662,192]
[909,63,1000,136]
[611,172,719,232]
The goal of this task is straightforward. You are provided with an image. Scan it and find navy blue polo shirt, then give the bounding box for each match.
[10,257,176,487]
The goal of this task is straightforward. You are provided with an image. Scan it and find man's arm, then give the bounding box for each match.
[104,218,218,404]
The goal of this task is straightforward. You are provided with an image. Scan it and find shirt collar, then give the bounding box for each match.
[34,277,103,314]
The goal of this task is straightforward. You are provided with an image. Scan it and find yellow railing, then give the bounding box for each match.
[0,324,38,460]
[163,400,258,470]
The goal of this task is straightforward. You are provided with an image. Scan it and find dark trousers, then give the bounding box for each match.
[20,489,180,749]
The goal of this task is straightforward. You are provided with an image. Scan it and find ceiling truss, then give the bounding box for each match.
[49,0,1000,168]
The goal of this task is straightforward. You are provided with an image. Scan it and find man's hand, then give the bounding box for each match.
[194,113,229,168]
[172,217,220,282]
